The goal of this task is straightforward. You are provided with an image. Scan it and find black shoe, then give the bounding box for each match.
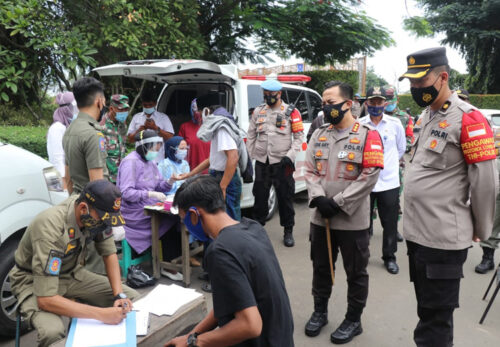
[305,312,328,337]
[397,232,403,242]
[475,248,495,274]
[330,319,362,344]
[284,228,295,247]
[201,283,212,293]
[384,260,399,274]
[198,271,209,281]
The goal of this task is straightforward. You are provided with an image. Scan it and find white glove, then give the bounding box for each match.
[112,226,126,241]
[148,191,167,202]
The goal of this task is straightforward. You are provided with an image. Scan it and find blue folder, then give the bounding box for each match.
[65,311,136,347]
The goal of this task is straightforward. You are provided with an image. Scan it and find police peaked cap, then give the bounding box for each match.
[399,47,448,81]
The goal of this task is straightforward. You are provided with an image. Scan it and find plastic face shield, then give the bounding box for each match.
[135,135,164,153]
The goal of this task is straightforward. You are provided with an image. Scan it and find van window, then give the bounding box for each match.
[283,88,310,122]
[308,92,323,121]
[247,85,264,114]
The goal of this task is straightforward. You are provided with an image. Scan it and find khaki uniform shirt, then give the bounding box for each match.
[246,101,304,164]
[9,195,116,303]
[404,92,499,250]
[63,112,109,193]
[305,122,383,229]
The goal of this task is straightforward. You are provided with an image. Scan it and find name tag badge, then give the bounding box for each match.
[338,151,348,159]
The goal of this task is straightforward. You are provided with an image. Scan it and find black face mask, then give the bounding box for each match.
[410,75,442,107]
[323,101,348,125]
[80,213,109,240]
[264,93,279,106]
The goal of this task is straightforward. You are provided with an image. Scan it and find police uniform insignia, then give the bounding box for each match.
[258,125,263,131]
[113,198,121,211]
[439,120,450,129]
[315,150,323,158]
[362,130,384,168]
[422,93,432,103]
[319,137,327,142]
[328,124,334,130]
[99,137,106,152]
[68,228,75,239]
[281,105,285,111]
[351,123,360,133]
[460,110,496,164]
[257,117,265,123]
[338,151,348,159]
[316,161,322,171]
[45,250,64,276]
[416,118,422,126]
[330,109,339,117]
[430,139,438,149]
[350,138,360,144]
[408,56,416,65]
[347,152,355,160]
[65,240,78,255]
[259,110,266,115]
[466,123,487,138]
[346,164,355,172]
[442,101,450,110]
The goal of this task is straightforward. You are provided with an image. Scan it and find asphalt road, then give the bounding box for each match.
[2,191,500,346]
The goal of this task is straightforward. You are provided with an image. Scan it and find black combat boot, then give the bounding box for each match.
[475,247,495,274]
[284,227,295,247]
[305,297,328,337]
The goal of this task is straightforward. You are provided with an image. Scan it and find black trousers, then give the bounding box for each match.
[369,187,399,261]
[406,241,468,347]
[310,223,370,321]
[252,160,295,227]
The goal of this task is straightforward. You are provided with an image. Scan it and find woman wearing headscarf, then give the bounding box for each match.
[178,98,211,173]
[117,130,183,281]
[47,92,77,179]
[158,136,191,195]
[158,136,201,267]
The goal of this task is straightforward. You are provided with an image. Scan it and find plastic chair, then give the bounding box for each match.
[118,239,152,278]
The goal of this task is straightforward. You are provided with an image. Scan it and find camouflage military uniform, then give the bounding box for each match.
[102,114,127,183]
[389,108,414,151]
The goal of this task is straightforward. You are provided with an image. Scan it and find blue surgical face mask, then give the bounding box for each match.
[385,103,397,112]
[175,149,188,161]
[183,207,209,242]
[115,111,128,123]
[367,105,385,117]
[145,151,159,161]
[71,113,78,122]
[143,107,155,115]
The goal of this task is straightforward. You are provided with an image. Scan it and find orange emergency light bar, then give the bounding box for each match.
[241,75,312,83]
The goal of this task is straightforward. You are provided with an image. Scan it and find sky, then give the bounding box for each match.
[239,0,467,93]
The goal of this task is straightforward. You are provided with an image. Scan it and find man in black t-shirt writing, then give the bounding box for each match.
[165,175,294,347]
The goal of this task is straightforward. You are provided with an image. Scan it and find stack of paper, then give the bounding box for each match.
[133,284,202,316]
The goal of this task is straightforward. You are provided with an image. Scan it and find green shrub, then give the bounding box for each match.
[0,126,49,159]
[283,70,359,95]
[398,94,500,117]
[0,100,56,126]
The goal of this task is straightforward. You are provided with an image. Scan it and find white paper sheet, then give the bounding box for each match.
[133,284,202,316]
[135,310,149,336]
[71,318,126,347]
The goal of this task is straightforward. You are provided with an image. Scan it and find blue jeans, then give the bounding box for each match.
[209,170,242,221]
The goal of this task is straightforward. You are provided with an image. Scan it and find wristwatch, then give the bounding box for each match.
[187,332,199,347]
[113,293,127,301]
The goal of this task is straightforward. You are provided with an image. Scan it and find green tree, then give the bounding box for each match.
[365,67,388,90]
[0,0,204,112]
[403,0,500,93]
[448,69,468,90]
[198,0,394,64]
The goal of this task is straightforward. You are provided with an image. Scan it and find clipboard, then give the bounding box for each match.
[65,311,136,347]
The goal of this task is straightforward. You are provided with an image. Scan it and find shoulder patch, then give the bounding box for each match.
[290,109,304,133]
[406,117,414,137]
[362,130,384,169]
[99,136,106,152]
[351,122,360,133]
[45,250,64,276]
[460,110,496,164]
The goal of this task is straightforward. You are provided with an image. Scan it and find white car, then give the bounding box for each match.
[0,142,67,336]
[95,60,323,219]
